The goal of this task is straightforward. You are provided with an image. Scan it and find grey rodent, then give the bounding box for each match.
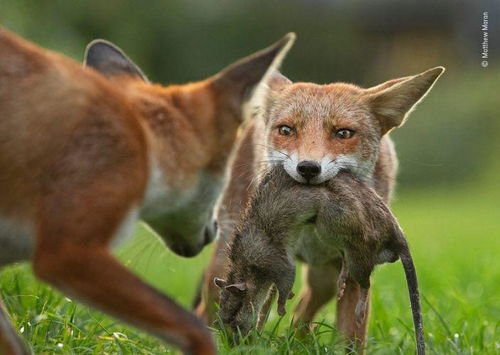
[216,167,425,355]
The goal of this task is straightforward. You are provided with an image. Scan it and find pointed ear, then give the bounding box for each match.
[225,282,247,295]
[214,278,227,289]
[267,70,292,91]
[212,33,295,111]
[84,40,148,82]
[365,67,445,134]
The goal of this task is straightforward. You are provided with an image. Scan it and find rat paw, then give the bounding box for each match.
[337,266,348,300]
[337,280,346,300]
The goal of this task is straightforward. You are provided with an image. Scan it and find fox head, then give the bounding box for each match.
[254,68,444,184]
[83,34,295,257]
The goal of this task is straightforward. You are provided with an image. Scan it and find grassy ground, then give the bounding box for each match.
[1,178,499,354]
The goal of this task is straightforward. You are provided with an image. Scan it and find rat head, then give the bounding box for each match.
[84,34,295,257]
[214,268,272,335]
[254,68,444,184]
[215,231,295,334]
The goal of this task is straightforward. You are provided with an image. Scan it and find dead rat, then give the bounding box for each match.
[215,167,425,354]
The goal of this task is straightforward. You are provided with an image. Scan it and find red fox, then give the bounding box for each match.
[0,27,295,354]
[196,66,444,348]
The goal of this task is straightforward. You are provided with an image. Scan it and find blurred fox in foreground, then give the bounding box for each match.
[197,64,444,349]
[0,27,295,354]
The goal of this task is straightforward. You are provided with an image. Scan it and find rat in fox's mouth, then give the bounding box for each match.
[216,166,425,355]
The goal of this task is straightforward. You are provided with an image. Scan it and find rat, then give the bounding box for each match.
[215,167,425,355]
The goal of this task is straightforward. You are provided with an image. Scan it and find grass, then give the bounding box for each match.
[1,177,499,354]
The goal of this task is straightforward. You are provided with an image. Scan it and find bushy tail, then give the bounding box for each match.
[398,239,425,355]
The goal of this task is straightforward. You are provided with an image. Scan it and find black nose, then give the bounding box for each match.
[170,243,199,258]
[203,220,218,246]
[297,160,321,180]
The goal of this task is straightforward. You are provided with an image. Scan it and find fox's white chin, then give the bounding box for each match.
[282,154,332,184]
[283,163,335,184]
[268,149,371,184]
[282,154,372,184]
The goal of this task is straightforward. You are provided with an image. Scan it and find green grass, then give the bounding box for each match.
[1,179,499,354]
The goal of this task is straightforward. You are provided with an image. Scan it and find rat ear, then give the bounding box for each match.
[84,40,148,82]
[225,282,247,294]
[365,66,445,134]
[214,278,227,288]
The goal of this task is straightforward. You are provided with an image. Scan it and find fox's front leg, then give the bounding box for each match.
[194,235,227,324]
[35,247,214,354]
[293,259,341,333]
[355,286,370,327]
[336,279,370,354]
[337,252,373,353]
[33,155,214,354]
[257,286,277,330]
[0,298,29,355]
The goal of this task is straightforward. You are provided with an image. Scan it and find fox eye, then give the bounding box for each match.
[278,125,295,136]
[334,128,355,139]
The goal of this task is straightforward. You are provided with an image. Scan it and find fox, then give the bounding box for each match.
[196,65,444,348]
[0,27,295,354]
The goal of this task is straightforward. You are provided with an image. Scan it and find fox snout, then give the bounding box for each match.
[280,153,367,185]
[282,154,336,185]
[296,160,321,181]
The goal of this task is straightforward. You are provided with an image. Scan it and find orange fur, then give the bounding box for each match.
[197,66,444,351]
[0,27,295,354]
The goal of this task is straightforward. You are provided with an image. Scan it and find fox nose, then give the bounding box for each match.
[297,160,321,180]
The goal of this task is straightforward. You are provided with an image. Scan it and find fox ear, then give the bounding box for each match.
[267,71,292,91]
[212,33,295,113]
[84,40,148,82]
[365,67,445,134]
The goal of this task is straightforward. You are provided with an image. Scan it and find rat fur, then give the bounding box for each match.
[216,167,424,354]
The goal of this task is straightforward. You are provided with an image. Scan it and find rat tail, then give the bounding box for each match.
[398,237,425,355]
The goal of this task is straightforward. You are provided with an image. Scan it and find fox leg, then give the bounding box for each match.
[194,236,227,324]
[33,151,215,354]
[355,287,370,327]
[0,298,29,355]
[257,286,277,330]
[34,246,214,354]
[336,279,370,353]
[337,251,374,353]
[293,259,341,332]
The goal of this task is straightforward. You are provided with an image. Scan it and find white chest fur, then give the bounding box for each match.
[140,158,196,219]
[110,207,140,249]
[140,156,223,220]
[0,216,34,266]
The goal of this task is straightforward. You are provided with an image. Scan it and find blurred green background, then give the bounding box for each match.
[1,0,498,187]
[0,0,499,353]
